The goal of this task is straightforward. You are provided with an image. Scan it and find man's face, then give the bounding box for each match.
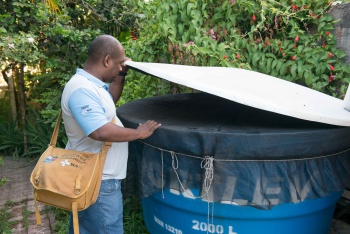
[104,47,126,83]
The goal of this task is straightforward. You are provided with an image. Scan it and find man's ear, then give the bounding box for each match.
[103,55,111,68]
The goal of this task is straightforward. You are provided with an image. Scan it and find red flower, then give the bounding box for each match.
[279,47,283,53]
[293,44,297,48]
[282,53,286,57]
[329,64,335,71]
[266,41,271,45]
[322,43,327,48]
[325,31,330,36]
[236,53,241,59]
[223,55,227,59]
[252,14,256,21]
[291,55,297,60]
[304,5,308,9]
[328,52,333,59]
[294,35,299,43]
[328,74,334,82]
[292,5,298,10]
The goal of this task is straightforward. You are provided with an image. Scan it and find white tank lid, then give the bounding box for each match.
[125,61,350,127]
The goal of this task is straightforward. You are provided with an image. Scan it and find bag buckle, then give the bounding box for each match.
[74,188,81,195]
[34,165,42,185]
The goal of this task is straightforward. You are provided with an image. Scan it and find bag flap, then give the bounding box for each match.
[31,146,101,198]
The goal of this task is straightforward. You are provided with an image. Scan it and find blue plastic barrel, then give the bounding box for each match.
[116,93,350,234]
[142,189,342,234]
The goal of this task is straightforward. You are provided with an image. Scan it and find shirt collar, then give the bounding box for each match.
[76,68,107,89]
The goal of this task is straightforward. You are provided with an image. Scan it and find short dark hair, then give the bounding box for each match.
[87,35,121,62]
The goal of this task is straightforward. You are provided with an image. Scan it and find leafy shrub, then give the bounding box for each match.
[0,117,23,158]
[123,195,149,234]
[0,108,65,158]
[123,0,350,100]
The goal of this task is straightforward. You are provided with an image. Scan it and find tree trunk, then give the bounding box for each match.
[19,63,28,154]
[2,65,17,122]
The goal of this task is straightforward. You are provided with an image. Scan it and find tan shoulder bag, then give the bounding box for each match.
[30,110,113,234]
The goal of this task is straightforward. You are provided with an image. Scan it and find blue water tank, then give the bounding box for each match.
[117,93,350,234]
[142,190,342,234]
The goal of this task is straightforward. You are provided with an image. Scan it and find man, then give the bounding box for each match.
[61,35,160,233]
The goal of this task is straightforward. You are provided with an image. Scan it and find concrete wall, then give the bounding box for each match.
[330,3,350,65]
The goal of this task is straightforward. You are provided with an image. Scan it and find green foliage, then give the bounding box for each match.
[0,108,65,158]
[0,0,138,157]
[0,0,139,123]
[24,108,67,157]
[52,208,70,234]
[123,195,149,234]
[22,204,30,230]
[124,0,350,99]
[0,177,8,186]
[0,202,20,233]
[0,157,8,186]
[0,207,14,233]
[0,117,24,158]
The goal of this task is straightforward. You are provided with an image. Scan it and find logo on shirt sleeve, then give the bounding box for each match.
[81,105,92,115]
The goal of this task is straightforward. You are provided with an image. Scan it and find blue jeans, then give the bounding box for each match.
[69,179,123,234]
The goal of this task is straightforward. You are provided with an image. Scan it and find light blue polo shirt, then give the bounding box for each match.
[61,68,129,180]
[68,69,111,136]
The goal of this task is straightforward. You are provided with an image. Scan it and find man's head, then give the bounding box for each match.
[85,35,126,83]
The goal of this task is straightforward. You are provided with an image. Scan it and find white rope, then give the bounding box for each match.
[201,156,214,193]
[170,152,206,199]
[201,156,215,234]
[140,140,350,162]
[170,152,215,234]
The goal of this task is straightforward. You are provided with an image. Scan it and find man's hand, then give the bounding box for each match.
[121,57,131,74]
[137,120,161,139]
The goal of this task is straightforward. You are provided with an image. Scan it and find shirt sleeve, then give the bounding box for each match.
[68,88,109,136]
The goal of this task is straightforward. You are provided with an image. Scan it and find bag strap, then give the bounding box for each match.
[72,202,80,234]
[49,110,115,147]
[34,192,42,225]
[49,110,62,146]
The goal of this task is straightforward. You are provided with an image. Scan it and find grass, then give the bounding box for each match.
[0,206,14,233]
[0,157,13,233]
[0,156,8,186]
[0,176,8,186]
[22,204,30,230]
[0,201,21,233]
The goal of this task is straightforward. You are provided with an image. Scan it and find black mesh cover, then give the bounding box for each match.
[117,93,350,209]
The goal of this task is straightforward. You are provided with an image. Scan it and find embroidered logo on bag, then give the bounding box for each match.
[60,153,94,170]
[61,159,71,167]
[44,155,58,163]
[60,159,79,168]
[81,105,92,115]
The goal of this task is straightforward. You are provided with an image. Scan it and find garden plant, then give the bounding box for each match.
[122,0,350,106]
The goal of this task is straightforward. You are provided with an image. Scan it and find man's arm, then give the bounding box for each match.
[109,58,130,103]
[89,120,161,142]
[109,74,125,104]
